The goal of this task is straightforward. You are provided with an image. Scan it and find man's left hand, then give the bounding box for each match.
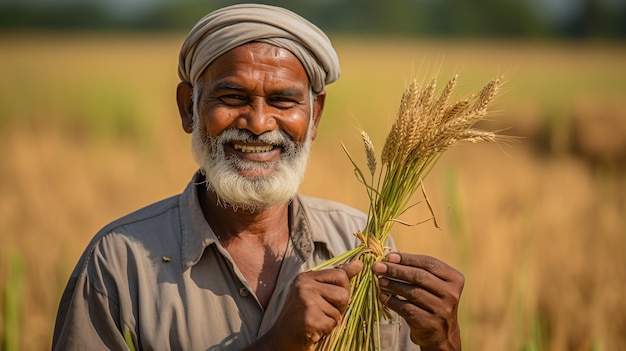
[373,252,464,351]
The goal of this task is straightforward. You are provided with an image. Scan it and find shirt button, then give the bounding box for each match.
[239,287,250,297]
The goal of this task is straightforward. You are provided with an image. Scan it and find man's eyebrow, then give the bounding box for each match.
[210,81,306,99]
[273,88,305,99]
[212,81,244,91]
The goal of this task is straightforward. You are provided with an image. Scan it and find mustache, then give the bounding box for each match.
[211,128,297,153]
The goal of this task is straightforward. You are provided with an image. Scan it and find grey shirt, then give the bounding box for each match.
[53,172,419,350]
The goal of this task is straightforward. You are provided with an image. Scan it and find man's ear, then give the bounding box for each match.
[176,82,194,134]
[310,91,326,141]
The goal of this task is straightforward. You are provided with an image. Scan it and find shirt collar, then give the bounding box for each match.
[178,171,335,270]
[179,171,219,270]
[289,195,337,259]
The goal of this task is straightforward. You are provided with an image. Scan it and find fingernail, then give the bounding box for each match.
[386,253,401,263]
[372,262,387,273]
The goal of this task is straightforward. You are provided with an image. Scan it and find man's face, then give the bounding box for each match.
[190,42,324,212]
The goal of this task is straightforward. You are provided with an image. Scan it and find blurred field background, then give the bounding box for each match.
[1,1,626,350]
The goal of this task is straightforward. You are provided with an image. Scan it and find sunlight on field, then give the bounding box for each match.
[1,33,625,350]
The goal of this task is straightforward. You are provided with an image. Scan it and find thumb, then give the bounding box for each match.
[340,259,363,279]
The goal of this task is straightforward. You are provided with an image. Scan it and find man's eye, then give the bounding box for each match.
[219,95,247,105]
[270,97,298,109]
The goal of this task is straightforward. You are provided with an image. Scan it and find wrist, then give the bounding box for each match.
[420,324,461,351]
[420,340,459,351]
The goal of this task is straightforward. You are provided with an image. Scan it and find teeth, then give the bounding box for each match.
[233,144,274,153]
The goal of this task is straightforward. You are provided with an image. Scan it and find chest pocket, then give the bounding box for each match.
[378,321,400,351]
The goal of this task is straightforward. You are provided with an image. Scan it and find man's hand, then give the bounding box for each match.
[373,253,464,351]
[255,260,363,351]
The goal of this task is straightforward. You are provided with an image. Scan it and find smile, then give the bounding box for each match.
[232,143,275,153]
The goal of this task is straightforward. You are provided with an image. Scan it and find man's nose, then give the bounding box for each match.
[236,99,277,135]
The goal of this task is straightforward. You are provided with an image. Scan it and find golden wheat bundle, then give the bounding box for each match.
[312,74,503,351]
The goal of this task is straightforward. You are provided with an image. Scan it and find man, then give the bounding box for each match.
[53,4,464,351]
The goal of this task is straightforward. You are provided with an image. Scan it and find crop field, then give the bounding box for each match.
[0,33,625,350]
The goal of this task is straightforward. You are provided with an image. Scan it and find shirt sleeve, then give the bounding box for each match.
[52,236,135,351]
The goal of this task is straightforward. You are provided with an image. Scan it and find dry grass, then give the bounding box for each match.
[1,34,625,350]
[314,74,503,350]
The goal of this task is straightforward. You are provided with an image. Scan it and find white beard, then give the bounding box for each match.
[191,118,313,213]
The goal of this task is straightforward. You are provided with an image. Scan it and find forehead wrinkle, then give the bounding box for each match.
[202,43,311,95]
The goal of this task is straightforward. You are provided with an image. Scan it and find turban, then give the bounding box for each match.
[178,3,340,93]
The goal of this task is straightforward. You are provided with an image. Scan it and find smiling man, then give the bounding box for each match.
[185,42,319,215]
[53,4,464,351]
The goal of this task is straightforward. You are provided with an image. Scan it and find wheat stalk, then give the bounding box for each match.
[312,74,503,351]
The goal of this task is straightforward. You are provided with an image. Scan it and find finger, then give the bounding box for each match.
[307,269,354,311]
[377,262,445,297]
[380,292,431,322]
[379,293,451,347]
[388,253,462,283]
[314,282,351,312]
[309,266,351,288]
[303,317,336,348]
[378,277,440,312]
[317,298,344,326]
[314,260,362,291]
[339,259,363,280]
[319,261,362,314]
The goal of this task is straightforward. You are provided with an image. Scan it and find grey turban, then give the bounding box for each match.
[178,3,340,93]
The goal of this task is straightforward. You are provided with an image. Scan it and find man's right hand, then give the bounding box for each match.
[253,260,363,351]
